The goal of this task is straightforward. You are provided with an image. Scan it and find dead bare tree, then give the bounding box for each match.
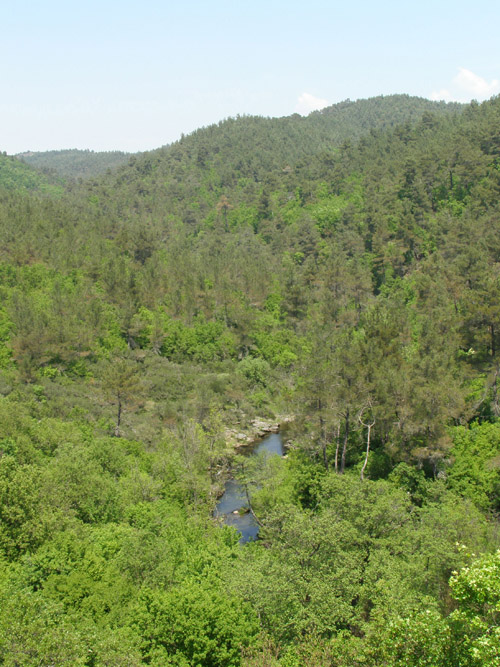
[358,404,375,481]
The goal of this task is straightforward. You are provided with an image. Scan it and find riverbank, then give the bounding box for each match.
[224,415,293,449]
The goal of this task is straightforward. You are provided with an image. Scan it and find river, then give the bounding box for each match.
[214,431,284,543]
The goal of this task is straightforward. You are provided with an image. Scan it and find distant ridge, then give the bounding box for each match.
[81,94,464,231]
[13,96,463,183]
[16,149,134,180]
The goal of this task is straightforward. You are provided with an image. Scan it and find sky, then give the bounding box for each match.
[2,0,500,154]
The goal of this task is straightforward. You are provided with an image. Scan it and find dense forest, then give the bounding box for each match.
[16,149,133,180]
[0,94,499,666]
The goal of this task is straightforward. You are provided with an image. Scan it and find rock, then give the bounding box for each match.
[251,419,280,434]
[278,415,295,424]
[225,415,292,451]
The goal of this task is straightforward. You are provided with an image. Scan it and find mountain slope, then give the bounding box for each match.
[0,152,63,195]
[79,95,463,232]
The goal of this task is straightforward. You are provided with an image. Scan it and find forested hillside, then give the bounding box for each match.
[0,153,63,195]
[1,95,499,666]
[16,149,133,180]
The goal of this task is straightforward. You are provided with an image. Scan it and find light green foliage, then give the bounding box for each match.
[448,421,500,511]
[41,442,123,523]
[133,582,260,666]
[449,549,500,666]
[236,505,363,642]
[309,192,349,235]
[162,316,237,362]
[230,465,495,656]
[227,202,260,231]
[0,456,45,558]
[0,571,142,666]
[0,306,13,368]
[237,356,271,386]
[0,153,63,194]
[370,609,451,667]
[132,308,237,361]
[252,312,300,367]
[0,587,88,666]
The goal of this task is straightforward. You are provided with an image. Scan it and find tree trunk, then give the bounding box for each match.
[340,409,349,474]
[318,399,329,471]
[243,482,263,527]
[492,366,500,417]
[360,423,372,481]
[334,424,340,473]
[114,397,122,437]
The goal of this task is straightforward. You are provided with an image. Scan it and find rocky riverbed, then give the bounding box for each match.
[224,416,293,448]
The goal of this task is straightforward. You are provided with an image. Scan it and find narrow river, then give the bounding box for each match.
[214,431,284,543]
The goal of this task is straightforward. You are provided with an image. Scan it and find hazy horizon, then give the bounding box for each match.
[8,93,467,156]
[2,0,499,154]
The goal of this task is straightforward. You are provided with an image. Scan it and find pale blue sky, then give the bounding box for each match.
[2,0,499,153]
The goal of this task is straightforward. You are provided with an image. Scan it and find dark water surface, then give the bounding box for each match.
[214,432,284,543]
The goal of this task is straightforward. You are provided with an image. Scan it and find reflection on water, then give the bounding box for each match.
[214,432,284,543]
